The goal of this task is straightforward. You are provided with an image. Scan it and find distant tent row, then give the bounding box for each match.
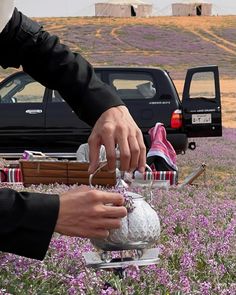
[172,0,212,16]
[95,0,212,17]
[95,0,153,17]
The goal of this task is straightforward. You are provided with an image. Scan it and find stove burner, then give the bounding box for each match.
[83,248,160,270]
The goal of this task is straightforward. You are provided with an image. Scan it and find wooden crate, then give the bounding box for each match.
[67,162,116,186]
[20,160,116,187]
[20,161,68,185]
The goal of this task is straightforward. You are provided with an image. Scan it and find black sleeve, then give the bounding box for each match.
[0,188,59,260]
[0,8,124,126]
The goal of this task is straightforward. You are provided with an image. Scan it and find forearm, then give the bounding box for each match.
[0,8,124,126]
[0,188,59,260]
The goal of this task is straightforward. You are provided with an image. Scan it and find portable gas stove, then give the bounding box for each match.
[83,247,160,270]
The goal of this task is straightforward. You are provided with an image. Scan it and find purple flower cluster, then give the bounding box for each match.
[123,192,135,213]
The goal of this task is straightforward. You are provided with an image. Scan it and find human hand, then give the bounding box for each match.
[88,105,146,173]
[55,185,127,239]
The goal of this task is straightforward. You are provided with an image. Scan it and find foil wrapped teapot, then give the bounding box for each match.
[89,162,161,251]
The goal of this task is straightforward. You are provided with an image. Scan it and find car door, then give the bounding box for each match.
[182,65,222,137]
[45,89,92,152]
[44,71,112,152]
[0,72,46,152]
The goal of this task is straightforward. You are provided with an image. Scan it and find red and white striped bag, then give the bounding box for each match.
[0,168,22,183]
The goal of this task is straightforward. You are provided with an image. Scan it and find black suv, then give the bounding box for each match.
[0,65,222,155]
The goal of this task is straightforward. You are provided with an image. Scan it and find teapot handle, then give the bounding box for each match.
[133,164,153,182]
[132,164,154,201]
[89,161,108,188]
[89,163,153,189]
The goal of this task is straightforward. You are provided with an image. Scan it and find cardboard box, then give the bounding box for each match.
[22,150,47,161]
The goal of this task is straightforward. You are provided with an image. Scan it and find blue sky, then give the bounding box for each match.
[15,0,236,17]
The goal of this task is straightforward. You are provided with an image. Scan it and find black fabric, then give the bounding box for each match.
[147,155,176,171]
[0,8,124,126]
[0,189,59,260]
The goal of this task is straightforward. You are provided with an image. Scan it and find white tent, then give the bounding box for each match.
[172,0,212,16]
[95,0,153,17]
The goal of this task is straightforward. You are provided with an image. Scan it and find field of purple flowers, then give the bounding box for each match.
[41,16,236,80]
[0,128,235,294]
[0,15,235,294]
[0,16,235,80]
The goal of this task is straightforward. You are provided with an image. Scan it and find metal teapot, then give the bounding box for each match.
[89,163,161,252]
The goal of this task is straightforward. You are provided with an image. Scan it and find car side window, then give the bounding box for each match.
[108,72,156,100]
[189,72,215,100]
[0,76,45,104]
[51,71,102,103]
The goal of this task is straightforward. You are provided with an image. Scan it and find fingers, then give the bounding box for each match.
[97,191,125,206]
[78,217,122,233]
[56,188,127,239]
[93,192,127,218]
[116,130,146,173]
[88,136,101,173]
[100,123,141,173]
[136,130,146,173]
[101,131,116,172]
[93,218,123,230]
[88,106,146,173]
[70,188,125,207]
[102,205,127,218]
[127,135,140,172]
[116,132,130,172]
[72,189,127,218]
